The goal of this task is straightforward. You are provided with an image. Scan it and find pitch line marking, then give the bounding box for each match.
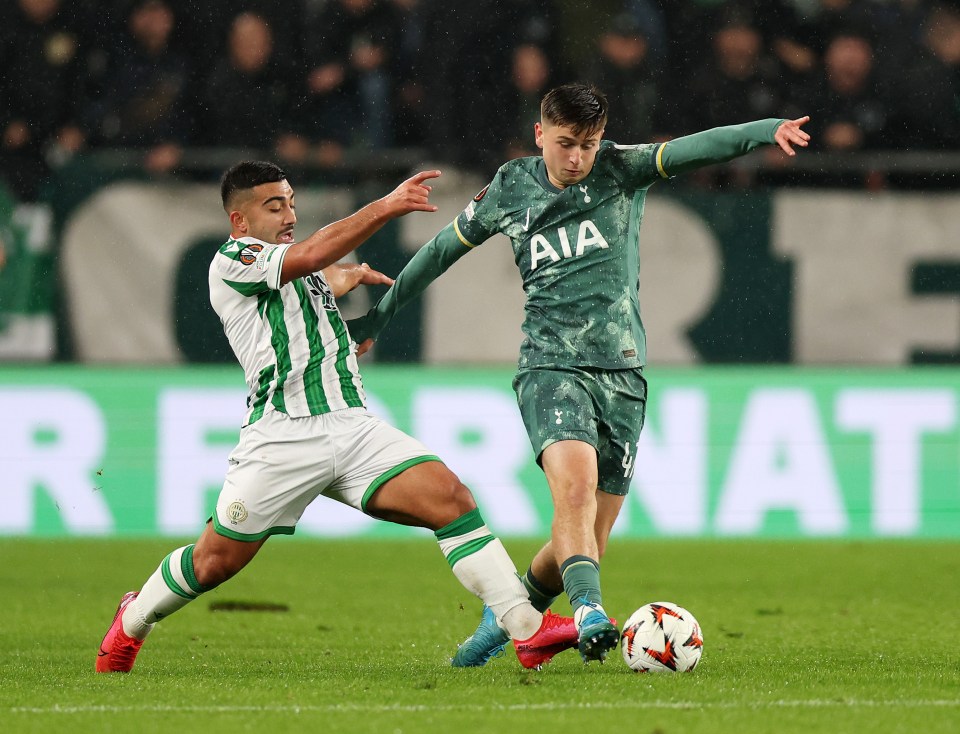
[8,700,960,715]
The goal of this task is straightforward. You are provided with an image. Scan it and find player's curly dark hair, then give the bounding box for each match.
[220,160,287,210]
[540,83,608,137]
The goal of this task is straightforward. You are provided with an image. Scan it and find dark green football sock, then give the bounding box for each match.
[559,555,602,613]
[522,567,561,613]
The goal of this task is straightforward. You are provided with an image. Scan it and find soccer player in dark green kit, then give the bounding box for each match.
[349,83,811,665]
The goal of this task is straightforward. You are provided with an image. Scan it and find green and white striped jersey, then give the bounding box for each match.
[209,236,365,426]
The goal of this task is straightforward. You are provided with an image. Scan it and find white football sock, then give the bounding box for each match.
[122,545,206,639]
[435,509,542,640]
[446,538,541,640]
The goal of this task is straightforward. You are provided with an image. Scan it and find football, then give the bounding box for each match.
[620,601,704,672]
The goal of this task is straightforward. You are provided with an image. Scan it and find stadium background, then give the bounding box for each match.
[2,0,960,540]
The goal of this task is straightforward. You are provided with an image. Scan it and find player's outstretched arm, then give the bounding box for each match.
[658,118,811,178]
[347,221,471,344]
[280,170,440,285]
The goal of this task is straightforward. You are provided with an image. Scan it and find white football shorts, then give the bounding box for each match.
[212,407,439,540]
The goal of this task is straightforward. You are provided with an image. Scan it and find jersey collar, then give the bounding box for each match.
[535,158,565,194]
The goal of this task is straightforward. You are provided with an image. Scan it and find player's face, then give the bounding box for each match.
[233,180,297,244]
[535,120,604,188]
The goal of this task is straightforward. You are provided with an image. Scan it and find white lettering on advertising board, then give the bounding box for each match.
[836,389,955,535]
[157,389,244,534]
[4,381,958,538]
[716,389,847,534]
[0,388,112,533]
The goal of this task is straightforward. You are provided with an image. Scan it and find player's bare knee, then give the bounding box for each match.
[450,478,478,515]
[435,475,477,520]
[556,484,596,515]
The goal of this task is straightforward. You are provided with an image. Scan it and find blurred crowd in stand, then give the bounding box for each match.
[2,0,960,200]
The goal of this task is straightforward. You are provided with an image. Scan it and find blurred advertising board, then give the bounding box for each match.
[2,365,958,538]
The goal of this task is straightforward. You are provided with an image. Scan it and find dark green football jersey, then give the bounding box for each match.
[454,141,661,369]
[352,119,784,369]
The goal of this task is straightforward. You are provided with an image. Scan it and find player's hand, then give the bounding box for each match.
[354,262,394,287]
[381,170,441,218]
[323,262,394,297]
[354,338,375,358]
[774,116,811,156]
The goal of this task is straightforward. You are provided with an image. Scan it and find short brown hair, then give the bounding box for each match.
[540,83,608,137]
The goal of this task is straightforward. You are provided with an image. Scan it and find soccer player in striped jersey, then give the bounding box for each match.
[349,84,811,665]
[96,161,579,673]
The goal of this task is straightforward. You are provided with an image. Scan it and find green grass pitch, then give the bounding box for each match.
[2,537,958,733]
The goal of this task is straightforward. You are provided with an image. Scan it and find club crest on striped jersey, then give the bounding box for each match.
[239,243,264,266]
[306,273,338,311]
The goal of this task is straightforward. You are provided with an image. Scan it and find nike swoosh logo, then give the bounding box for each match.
[521,208,531,232]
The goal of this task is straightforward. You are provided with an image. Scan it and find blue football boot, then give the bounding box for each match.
[451,605,510,667]
[575,600,619,663]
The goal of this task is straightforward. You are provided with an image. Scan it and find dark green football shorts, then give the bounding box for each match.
[512,366,648,496]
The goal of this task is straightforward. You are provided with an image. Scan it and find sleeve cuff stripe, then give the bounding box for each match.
[656,143,669,179]
[452,218,477,248]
